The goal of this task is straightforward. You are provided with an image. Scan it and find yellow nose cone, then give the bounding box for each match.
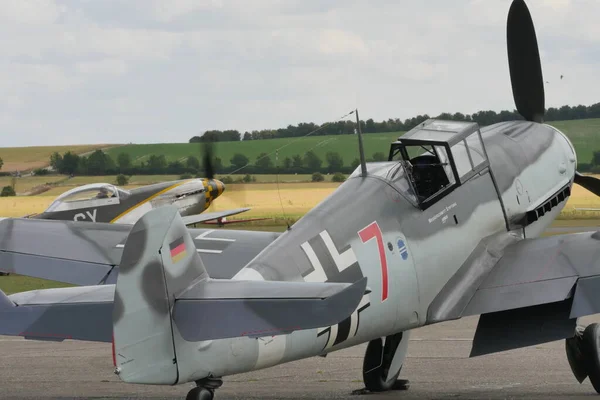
[202,179,225,210]
[214,179,225,196]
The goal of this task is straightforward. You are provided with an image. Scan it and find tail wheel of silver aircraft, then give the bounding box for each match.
[186,377,223,400]
[185,387,214,400]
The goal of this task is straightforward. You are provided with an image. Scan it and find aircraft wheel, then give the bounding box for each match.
[582,323,600,394]
[362,333,408,392]
[565,326,588,384]
[185,387,214,400]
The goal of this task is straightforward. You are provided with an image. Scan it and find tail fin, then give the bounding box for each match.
[0,289,15,310]
[112,205,203,385]
[113,206,366,385]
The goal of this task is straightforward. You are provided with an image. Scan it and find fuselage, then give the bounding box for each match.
[31,178,225,224]
[168,120,577,383]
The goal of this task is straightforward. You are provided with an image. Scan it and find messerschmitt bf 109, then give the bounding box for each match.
[2,1,600,399]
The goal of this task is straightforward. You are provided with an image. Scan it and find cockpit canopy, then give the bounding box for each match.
[388,119,489,209]
[45,183,129,213]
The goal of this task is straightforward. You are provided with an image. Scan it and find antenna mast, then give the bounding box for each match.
[355,108,367,177]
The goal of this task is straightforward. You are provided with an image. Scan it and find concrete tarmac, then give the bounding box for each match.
[2,225,600,399]
[2,315,600,400]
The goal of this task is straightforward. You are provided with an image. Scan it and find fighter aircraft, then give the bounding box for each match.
[2,1,600,399]
[23,156,251,226]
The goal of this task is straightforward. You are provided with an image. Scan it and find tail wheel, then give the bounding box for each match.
[185,387,214,400]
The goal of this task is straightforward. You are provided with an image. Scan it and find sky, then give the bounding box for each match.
[1,0,599,146]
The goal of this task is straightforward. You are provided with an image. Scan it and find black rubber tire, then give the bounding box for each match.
[565,335,588,383]
[362,338,402,392]
[186,387,214,400]
[583,323,600,394]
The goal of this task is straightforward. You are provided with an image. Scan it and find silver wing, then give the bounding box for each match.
[181,207,251,225]
[427,230,600,356]
[0,207,364,345]
[0,218,280,285]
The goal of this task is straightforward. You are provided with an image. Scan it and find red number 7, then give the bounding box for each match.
[358,222,388,302]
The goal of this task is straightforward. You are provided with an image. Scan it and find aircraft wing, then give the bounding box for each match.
[0,277,366,343]
[427,230,600,356]
[180,207,251,226]
[0,218,280,286]
[0,206,364,345]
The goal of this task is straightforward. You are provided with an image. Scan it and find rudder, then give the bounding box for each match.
[112,206,207,385]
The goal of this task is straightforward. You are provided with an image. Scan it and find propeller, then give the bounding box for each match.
[200,139,250,215]
[574,172,600,197]
[506,1,600,198]
[201,140,215,180]
[507,0,545,123]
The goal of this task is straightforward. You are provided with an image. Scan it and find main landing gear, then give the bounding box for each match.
[352,331,411,395]
[185,377,222,400]
[183,331,412,399]
[566,323,600,394]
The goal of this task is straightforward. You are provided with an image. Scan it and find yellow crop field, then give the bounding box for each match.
[0,145,116,172]
[1,181,600,220]
[0,196,56,217]
[0,183,342,218]
[558,184,600,219]
[0,176,67,195]
[205,183,340,219]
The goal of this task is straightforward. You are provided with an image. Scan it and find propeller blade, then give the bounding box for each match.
[507,0,545,122]
[202,141,215,180]
[574,171,600,197]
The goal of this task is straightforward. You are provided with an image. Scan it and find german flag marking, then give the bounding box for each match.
[169,236,187,263]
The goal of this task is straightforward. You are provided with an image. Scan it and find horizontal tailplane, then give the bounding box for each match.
[112,206,367,385]
[173,277,367,341]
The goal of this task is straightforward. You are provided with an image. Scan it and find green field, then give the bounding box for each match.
[1,119,599,172]
[105,132,402,168]
[100,119,600,168]
[0,144,115,172]
[549,119,600,164]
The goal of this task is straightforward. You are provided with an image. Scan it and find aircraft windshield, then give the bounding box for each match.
[45,183,123,213]
[350,162,419,205]
[449,131,488,182]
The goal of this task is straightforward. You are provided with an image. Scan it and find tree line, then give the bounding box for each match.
[45,146,600,178]
[188,103,600,142]
[45,149,390,177]
[44,150,396,176]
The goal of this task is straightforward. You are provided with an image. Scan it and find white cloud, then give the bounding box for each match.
[0,0,598,146]
[151,0,224,22]
[75,59,129,76]
[317,29,368,56]
[0,0,65,25]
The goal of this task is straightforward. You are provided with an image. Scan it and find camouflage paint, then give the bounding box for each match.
[0,120,583,390]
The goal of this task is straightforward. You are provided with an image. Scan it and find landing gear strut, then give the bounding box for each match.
[353,331,410,394]
[185,377,222,400]
[566,323,600,394]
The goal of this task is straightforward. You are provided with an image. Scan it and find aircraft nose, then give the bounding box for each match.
[215,179,225,196]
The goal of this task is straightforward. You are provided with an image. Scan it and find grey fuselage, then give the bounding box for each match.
[165,120,576,383]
